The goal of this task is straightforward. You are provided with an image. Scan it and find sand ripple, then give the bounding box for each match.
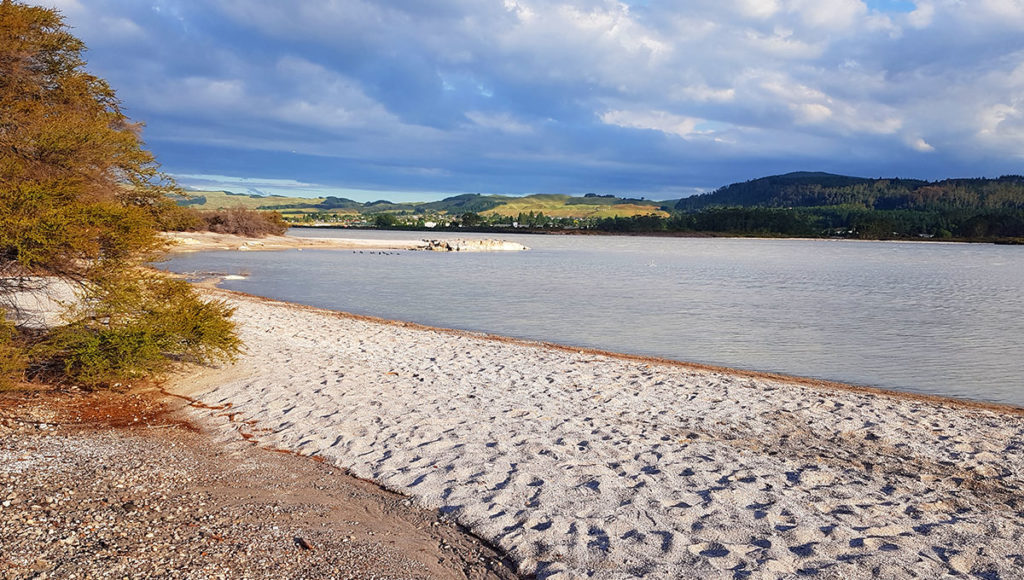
[179,292,1024,579]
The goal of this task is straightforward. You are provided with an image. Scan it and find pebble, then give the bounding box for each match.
[0,390,517,580]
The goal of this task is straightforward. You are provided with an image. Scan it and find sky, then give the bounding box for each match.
[32,0,1024,201]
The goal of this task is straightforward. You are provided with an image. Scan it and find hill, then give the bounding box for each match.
[172,190,327,211]
[675,172,1024,211]
[483,194,667,219]
[169,176,1024,239]
[174,191,670,220]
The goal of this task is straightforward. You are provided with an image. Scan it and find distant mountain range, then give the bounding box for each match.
[174,190,669,219]
[175,171,1024,219]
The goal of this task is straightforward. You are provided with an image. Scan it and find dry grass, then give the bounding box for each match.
[202,208,289,237]
[181,190,326,210]
[485,198,669,219]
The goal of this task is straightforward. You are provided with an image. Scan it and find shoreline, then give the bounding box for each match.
[0,388,518,579]
[289,225,1020,246]
[169,288,1024,578]
[206,286,1024,416]
[161,231,528,253]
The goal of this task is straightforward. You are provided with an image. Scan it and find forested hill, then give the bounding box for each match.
[675,172,1024,211]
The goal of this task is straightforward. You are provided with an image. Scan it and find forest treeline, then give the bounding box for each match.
[674,172,1024,212]
[590,206,1024,239]
[371,206,1024,240]
[372,172,1024,240]
[626,172,1024,239]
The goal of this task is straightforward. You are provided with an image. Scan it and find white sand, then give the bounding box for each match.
[5,278,77,329]
[162,231,528,253]
[174,290,1024,579]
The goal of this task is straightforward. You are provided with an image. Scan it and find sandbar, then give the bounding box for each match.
[161,231,528,253]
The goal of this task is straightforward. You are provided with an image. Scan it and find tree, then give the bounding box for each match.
[373,213,399,228]
[460,211,483,227]
[0,1,239,387]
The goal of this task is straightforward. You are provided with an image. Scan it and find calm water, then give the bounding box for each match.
[161,230,1024,407]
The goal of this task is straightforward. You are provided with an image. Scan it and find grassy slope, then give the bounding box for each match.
[178,191,327,210]
[485,195,668,218]
[178,191,669,219]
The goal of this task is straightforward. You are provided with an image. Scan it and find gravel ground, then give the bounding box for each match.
[0,388,519,580]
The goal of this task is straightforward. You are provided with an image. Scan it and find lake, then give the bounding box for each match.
[160,229,1024,407]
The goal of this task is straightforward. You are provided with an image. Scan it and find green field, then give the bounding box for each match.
[174,191,670,219]
[483,195,668,218]
[173,190,326,210]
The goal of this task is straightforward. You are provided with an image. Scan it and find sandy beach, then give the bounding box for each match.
[161,231,529,253]
[168,289,1024,579]
[0,389,516,579]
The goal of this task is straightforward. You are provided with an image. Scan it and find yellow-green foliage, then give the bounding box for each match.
[45,273,241,386]
[0,1,241,389]
[0,315,27,389]
[154,203,205,232]
[0,2,169,277]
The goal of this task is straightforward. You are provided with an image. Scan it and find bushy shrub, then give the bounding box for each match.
[154,203,205,232]
[202,208,290,237]
[0,2,242,390]
[43,273,242,387]
[0,315,27,390]
[153,203,291,237]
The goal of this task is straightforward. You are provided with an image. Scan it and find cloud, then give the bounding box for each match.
[600,109,707,138]
[787,0,868,29]
[39,0,84,13]
[908,137,935,152]
[464,111,536,134]
[21,0,1024,198]
[978,0,1024,23]
[671,84,736,103]
[734,0,781,19]
[907,1,935,27]
[977,102,1024,154]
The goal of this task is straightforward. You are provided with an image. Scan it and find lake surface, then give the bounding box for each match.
[161,230,1024,407]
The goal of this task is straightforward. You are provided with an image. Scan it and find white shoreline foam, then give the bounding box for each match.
[173,291,1024,579]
